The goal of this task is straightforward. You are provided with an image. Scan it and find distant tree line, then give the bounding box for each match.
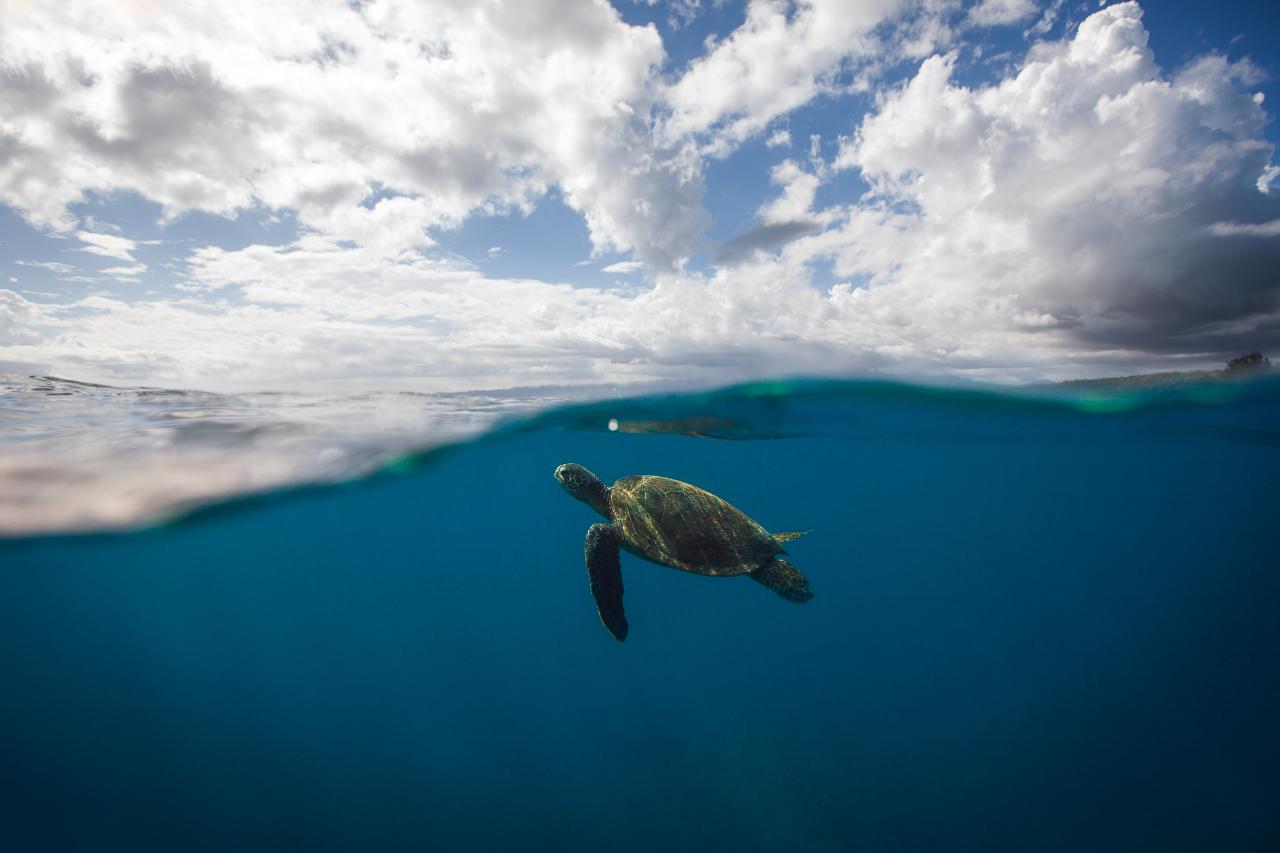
[1225,351,1272,373]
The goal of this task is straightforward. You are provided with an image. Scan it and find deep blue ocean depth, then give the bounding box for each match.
[3,379,1279,851]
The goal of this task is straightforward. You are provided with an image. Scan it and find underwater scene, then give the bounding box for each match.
[2,375,1279,851]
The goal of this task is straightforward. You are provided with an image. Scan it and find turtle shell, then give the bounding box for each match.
[608,475,781,575]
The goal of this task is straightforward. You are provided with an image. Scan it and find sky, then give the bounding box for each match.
[1,0,1279,392]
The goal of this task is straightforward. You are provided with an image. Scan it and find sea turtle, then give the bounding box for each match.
[554,463,812,642]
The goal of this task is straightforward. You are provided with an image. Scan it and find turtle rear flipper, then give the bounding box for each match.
[750,558,813,603]
[585,523,629,642]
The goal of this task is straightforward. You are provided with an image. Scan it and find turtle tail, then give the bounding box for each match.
[750,559,813,603]
[772,530,809,543]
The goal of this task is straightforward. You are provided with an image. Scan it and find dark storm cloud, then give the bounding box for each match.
[1068,228,1280,356]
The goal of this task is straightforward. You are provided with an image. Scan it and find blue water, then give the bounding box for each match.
[3,377,1279,851]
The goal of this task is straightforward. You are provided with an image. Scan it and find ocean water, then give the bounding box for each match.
[2,375,1279,851]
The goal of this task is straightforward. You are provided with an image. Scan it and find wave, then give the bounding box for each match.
[0,374,548,538]
[3,371,1278,538]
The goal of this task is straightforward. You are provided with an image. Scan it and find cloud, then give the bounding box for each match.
[629,0,705,30]
[818,2,1280,357]
[0,242,642,389]
[713,220,822,265]
[0,237,887,390]
[757,157,830,224]
[1260,166,1280,194]
[99,264,147,281]
[662,0,913,151]
[0,289,45,344]
[1210,219,1280,238]
[76,231,139,262]
[1026,0,1064,37]
[3,1,1278,389]
[0,0,706,271]
[68,231,150,279]
[765,129,793,149]
[968,0,1038,28]
[602,260,645,274]
[714,153,831,265]
[15,260,77,275]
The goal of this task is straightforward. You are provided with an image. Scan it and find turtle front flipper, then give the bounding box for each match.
[585,523,628,642]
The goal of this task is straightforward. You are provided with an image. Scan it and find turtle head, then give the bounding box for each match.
[555,463,611,518]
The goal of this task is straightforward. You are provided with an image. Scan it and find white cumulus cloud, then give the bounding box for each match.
[822,2,1280,358]
[0,0,706,270]
[662,0,913,151]
[765,129,793,148]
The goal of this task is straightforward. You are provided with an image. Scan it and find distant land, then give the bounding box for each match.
[1058,352,1275,389]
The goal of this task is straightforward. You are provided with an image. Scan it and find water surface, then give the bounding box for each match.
[3,375,1278,851]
